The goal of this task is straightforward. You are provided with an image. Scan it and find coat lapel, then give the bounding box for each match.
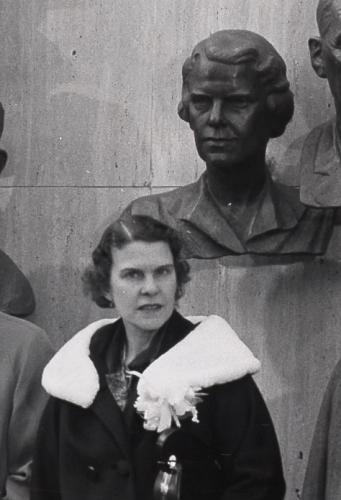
[91,386,132,459]
[123,311,197,432]
[176,175,245,252]
[89,320,132,459]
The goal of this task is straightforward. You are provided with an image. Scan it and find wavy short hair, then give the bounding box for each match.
[178,29,294,139]
[82,215,190,308]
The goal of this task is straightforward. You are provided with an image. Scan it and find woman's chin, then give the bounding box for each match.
[135,308,173,332]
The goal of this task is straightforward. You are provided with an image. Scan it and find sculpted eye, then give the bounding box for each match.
[191,94,211,111]
[229,96,251,108]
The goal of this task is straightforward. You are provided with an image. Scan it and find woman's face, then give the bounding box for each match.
[108,240,177,335]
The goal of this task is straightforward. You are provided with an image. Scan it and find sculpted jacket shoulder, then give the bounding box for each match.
[123,173,335,258]
[280,117,341,207]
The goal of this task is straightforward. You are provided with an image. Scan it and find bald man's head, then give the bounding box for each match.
[309,0,341,113]
[317,0,341,37]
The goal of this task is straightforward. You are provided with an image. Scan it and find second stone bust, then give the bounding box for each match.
[282,0,341,208]
[123,29,335,258]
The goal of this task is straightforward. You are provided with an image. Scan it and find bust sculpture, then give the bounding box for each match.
[123,30,334,258]
[0,103,35,316]
[282,0,341,207]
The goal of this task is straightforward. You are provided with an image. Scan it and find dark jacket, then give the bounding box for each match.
[31,312,285,500]
[302,359,341,500]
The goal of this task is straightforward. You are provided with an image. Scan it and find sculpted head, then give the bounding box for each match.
[177,30,294,168]
[310,0,341,111]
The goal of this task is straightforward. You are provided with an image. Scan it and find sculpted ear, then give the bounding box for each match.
[309,37,327,78]
[177,101,189,122]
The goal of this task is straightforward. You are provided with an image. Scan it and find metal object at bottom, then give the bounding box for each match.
[153,454,182,500]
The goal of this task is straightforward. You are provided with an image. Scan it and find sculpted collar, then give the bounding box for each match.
[128,173,333,256]
[178,173,305,240]
[300,117,341,207]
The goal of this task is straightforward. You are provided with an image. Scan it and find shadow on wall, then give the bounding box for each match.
[0,0,155,187]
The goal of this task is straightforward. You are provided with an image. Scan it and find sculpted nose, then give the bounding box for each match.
[208,100,224,126]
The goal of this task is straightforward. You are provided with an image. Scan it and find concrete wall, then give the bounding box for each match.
[0,1,339,498]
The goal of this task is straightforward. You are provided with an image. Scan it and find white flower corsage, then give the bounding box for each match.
[130,315,261,433]
[129,374,204,431]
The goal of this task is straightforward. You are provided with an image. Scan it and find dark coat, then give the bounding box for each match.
[302,359,341,500]
[31,312,285,500]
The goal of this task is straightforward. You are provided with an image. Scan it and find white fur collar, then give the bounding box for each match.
[42,315,260,408]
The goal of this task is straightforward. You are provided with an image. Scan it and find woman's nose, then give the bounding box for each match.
[208,99,225,126]
[141,275,159,294]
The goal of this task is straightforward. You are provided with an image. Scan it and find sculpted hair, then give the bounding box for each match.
[317,0,340,37]
[178,29,294,138]
[82,215,190,308]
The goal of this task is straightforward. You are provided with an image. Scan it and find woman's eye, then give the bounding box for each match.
[155,267,172,277]
[124,270,143,280]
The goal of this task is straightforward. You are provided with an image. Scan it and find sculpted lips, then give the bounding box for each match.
[203,137,238,142]
[203,138,238,149]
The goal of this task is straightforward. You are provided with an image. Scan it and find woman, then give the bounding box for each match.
[31,215,285,500]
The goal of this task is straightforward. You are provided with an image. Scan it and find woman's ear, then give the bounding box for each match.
[309,37,327,78]
[103,290,114,308]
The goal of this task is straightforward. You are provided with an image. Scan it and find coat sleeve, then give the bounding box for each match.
[30,397,62,500]
[302,361,341,500]
[4,329,53,500]
[211,375,285,500]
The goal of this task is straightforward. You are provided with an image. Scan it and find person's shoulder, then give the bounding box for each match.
[0,311,52,355]
[0,310,44,337]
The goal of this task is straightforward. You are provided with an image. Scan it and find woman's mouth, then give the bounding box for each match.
[138,304,162,311]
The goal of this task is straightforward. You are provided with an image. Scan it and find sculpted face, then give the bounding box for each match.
[187,60,270,168]
[323,16,341,110]
[310,3,341,112]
